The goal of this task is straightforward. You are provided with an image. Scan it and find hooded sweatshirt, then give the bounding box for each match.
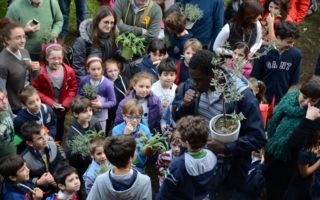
[158,149,217,200]
[136,54,159,81]
[87,168,152,200]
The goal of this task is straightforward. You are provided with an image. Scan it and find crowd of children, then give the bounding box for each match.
[1,0,320,200]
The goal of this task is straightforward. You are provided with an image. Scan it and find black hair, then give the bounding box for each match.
[275,21,299,39]
[70,96,92,114]
[54,165,78,186]
[300,75,320,99]
[21,121,42,142]
[189,50,221,74]
[232,42,250,58]
[104,136,136,168]
[0,155,25,181]
[158,58,177,75]
[147,38,167,55]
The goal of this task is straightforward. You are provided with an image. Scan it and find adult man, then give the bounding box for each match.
[6,0,63,60]
[172,50,266,198]
[114,0,162,44]
[251,21,301,104]
[58,0,88,39]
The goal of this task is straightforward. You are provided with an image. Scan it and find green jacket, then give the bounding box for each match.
[115,0,162,44]
[6,0,63,54]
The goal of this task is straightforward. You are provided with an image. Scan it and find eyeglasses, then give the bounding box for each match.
[125,115,141,121]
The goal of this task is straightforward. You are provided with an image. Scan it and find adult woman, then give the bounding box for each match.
[0,18,40,114]
[72,6,118,81]
[264,75,320,200]
[213,1,263,57]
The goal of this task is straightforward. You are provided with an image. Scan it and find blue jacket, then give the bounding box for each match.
[167,32,193,62]
[251,46,301,104]
[158,149,217,200]
[172,78,267,188]
[14,104,57,138]
[136,55,159,81]
[1,180,34,200]
[176,0,224,48]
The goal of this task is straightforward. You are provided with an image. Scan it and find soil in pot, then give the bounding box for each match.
[213,116,239,134]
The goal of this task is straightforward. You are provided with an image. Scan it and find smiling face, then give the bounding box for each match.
[11,163,30,183]
[88,61,103,81]
[277,37,295,52]
[98,15,115,34]
[24,93,41,114]
[5,27,26,53]
[92,146,107,165]
[46,50,63,70]
[133,78,152,99]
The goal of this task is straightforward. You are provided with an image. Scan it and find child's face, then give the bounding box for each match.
[149,51,166,63]
[123,113,142,129]
[46,50,63,70]
[92,146,107,165]
[0,92,9,112]
[159,71,176,89]
[28,128,48,151]
[60,172,81,194]
[232,48,247,62]
[171,143,181,157]
[268,2,280,16]
[277,37,295,52]
[184,47,196,64]
[24,93,41,114]
[248,81,259,96]
[298,92,320,109]
[133,78,152,99]
[11,163,30,182]
[74,107,93,124]
[105,63,120,81]
[88,61,103,81]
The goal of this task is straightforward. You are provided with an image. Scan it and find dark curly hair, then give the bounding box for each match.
[275,21,299,39]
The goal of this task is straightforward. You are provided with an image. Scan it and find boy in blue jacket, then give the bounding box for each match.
[158,116,217,200]
[0,155,43,200]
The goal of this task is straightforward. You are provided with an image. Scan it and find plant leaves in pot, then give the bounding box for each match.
[183,3,203,29]
[209,114,241,143]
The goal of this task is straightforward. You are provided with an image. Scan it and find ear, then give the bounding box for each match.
[8,175,17,182]
[58,183,66,191]
[72,112,78,119]
[25,140,34,148]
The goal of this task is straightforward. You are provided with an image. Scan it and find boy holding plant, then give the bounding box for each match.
[158,116,217,199]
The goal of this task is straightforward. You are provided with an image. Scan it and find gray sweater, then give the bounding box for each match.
[87,169,152,200]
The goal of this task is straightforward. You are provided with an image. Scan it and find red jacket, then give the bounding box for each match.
[32,63,78,117]
[259,0,310,24]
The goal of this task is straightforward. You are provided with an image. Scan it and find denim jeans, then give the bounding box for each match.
[58,0,89,37]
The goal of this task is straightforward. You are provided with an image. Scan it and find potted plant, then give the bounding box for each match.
[115,33,145,60]
[183,3,203,29]
[140,132,167,157]
[82,84,98,100]
[68,130,105,159]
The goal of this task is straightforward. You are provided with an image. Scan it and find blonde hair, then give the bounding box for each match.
[127,71,154,94]
[122,99,143,116]
[183,38,202,53]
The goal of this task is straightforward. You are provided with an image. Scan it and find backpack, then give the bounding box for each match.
[64,41,90,67]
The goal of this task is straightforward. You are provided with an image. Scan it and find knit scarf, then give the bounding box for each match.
[266,91,318,161]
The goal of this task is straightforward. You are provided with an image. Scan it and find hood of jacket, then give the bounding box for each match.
[79,19,93,43]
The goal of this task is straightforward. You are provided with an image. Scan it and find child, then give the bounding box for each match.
[20,121,65,194]
[112,99,151,168]
[156,131,181,186]
[83,136,111,194]
[0,89,16,158]
[32,43,78,142]
[114,71,162,132]
[136,38,167,81]
[104,59,129,134]
[164,11,193,62]
[174,38,202,85]
[0,155,43,200]
[14,85,57,141]
[158,116,217,199]
[46,165,81,200]
[87,136,152,200]
[65,96,102,177]
[225,42,253,78]
[78,56,116,131]
[261,0,290,44]
[151,58,177,131]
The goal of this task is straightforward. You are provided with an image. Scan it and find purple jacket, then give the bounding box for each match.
[77,75,116,109]
[114,90,162,132]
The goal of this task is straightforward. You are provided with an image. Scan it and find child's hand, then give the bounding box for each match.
[153,60,161,67]
[266,13,275,25]
[36,172,53,186]
[32,187,43,200]
[124,123,135,135]
[91,99,103,109]
[306,103,320,120]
